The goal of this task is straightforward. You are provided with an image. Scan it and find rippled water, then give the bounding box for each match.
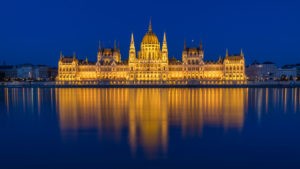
[0,88,300,168]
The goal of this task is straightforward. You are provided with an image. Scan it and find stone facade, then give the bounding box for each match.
[57,21,247,83]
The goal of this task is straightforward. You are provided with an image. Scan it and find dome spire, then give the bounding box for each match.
[148,18,152,32]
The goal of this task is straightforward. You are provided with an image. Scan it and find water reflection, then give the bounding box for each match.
[55,88,249,157]
[1,87,299,159]
[247,88,300,123]
[1,88,56,116]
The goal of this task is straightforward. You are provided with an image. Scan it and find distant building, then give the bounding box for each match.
[246,61,277,81]
[0,63,56,81]
[34,65,50,80]
[15,64,55,80]
[0,65,17,80]
[57,20,247,82]
[296,64,300,77]
[48,67,58,80]
[17,64,34,79]
[275,64,298,80]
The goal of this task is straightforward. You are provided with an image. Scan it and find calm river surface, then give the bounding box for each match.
[0,88,300,169]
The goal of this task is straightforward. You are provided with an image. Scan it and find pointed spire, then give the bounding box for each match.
[163,32,167,43]
[148,18,152,32]
[130,33,134,44]
[130,33,135,50]
[226,48,228,57]
[200,40,203,50]
[114,40,117,50]
[129,33,136,61]
[130,33,136,51]
[60,51,63,59]
[184,39,187,50]
[162,32,168,53]
[218,56,222,62]
[240,48,244,57]
[85,56,88,63]
[73,52,76,59]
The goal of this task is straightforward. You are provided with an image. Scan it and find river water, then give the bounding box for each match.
[0,88,300,168]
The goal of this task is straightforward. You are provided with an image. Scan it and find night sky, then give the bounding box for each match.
[0,0,299,67]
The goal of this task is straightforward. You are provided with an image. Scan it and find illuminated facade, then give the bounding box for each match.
[57,21,246,83]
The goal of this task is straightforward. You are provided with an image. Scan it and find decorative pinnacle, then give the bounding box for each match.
[163,32,167,42]
[226,49,229,57]
[130,33,135,50]
[73,52,76,59]
[148,18,152,32]
[131,33,134,43]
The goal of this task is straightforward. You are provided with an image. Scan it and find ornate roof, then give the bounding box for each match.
[141,20,159,44]
[142,32,159,44]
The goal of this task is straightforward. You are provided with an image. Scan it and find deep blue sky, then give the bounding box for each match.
[0,0,299,67]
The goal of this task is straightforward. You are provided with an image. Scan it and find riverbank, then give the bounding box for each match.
[1,81,300,88]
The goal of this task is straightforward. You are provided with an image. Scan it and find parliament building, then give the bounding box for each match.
[57,21,246,84]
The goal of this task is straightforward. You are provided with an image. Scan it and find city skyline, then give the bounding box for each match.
[1,0,299,67]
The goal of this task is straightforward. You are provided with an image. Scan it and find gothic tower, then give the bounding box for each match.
[129,33,136,62]
[162,32,168,61]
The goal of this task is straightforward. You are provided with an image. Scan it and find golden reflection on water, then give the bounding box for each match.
[2,87,300,158]
[56,88,249,157]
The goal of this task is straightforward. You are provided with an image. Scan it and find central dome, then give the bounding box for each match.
[142,32,159,44]
[141,20,159,44]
